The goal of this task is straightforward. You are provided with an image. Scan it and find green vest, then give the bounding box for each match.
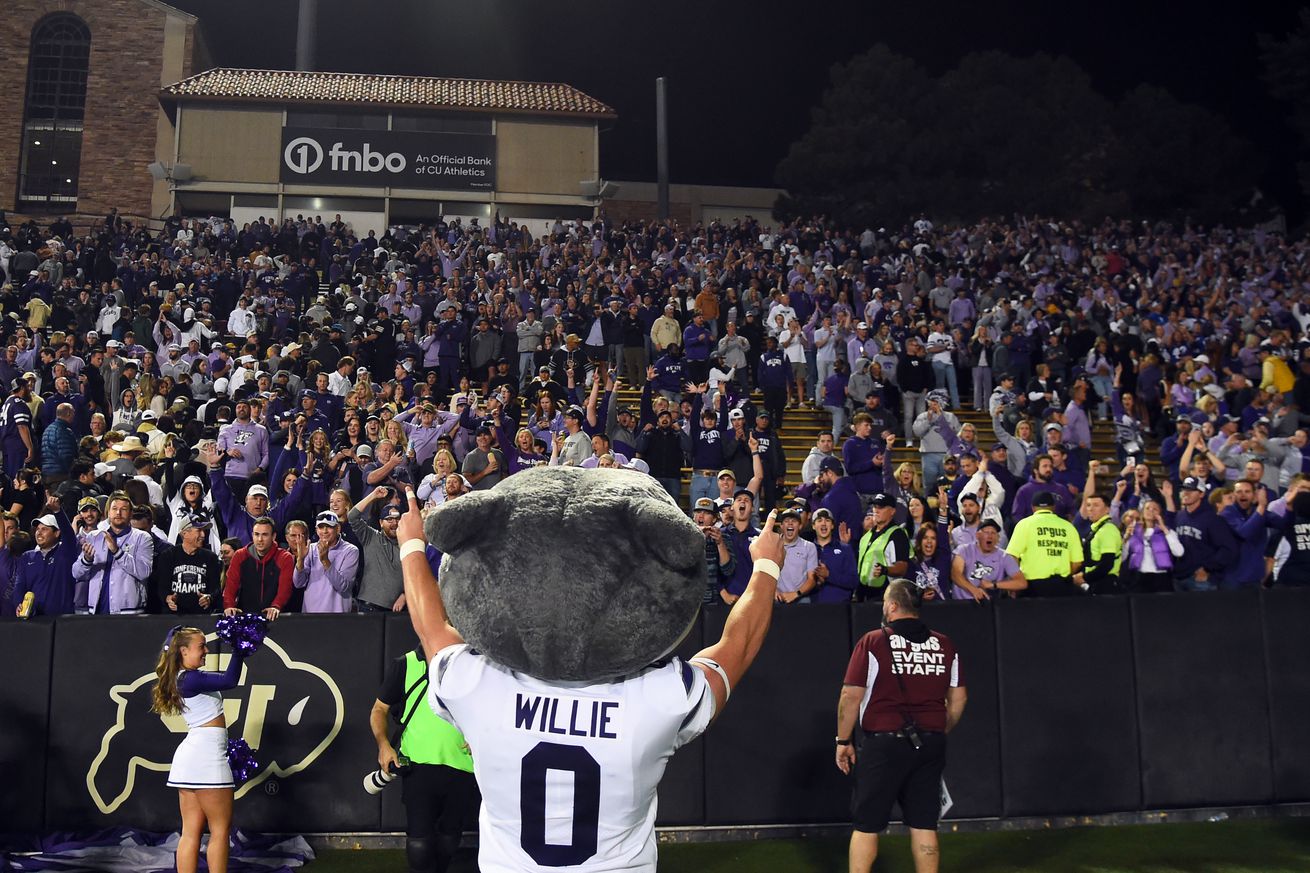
[399,651,474,772]
[858,524,905,589]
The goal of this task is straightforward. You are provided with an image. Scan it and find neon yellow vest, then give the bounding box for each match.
[399,651,474,772]
[858,525,904,589]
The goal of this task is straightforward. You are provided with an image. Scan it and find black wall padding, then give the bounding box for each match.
[1132,591,1273,808]
[900,601,1004,819]
[0,619,54,833]
[703,605,853,824]
[45,615,384,832]
[1259,589,1310,801]
[997,597,1141,815]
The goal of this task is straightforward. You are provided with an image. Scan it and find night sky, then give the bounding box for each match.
[169,0,1306,211]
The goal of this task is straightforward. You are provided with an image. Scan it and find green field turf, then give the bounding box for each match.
[307,818,1310,872]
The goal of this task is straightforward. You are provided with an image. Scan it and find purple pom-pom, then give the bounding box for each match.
[214,612,268,657]
[227,737,260,783]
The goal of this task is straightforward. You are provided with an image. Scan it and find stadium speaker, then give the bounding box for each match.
[147,161,168,181]
[172,163,193,181]
[579,180,602,198]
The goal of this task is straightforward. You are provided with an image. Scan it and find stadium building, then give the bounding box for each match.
[2,0,616,235]
[2,0,778,234]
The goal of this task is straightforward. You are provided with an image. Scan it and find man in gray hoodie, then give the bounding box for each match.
[348,486,406,612]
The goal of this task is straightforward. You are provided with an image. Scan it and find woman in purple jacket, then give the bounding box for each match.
[1120,499,1184,593]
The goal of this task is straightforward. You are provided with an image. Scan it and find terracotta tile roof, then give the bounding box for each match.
[161,68,616,119]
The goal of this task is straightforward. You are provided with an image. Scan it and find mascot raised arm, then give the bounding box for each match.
[396,467,784,873]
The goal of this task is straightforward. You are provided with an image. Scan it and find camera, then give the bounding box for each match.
[901,723,924,751]
[363,754,409,794]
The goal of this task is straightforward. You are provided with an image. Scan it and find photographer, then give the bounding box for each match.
[836,578,967,873]
[370,644,477,873]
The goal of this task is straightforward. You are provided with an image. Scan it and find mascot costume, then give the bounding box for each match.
[396,467,785,872]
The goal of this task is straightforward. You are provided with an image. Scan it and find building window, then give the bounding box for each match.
[392,113,493,135]
[18,14,91,206]
[286,110,387,130]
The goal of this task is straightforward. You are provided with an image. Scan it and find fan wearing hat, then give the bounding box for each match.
[347,486,411,613]
[1005,490,1085,596]
[10,506,78,617]
[808,508,858,603]
[856,494,911,598]
[167,475,222,553]
[215,395,270,498]
[910,390,960,491]
[0,374,35,478]
[73,491,156,614]
[157,511,224,615]
[291,511,361,614]
[775,508,819,603]
[199,444,303,546]
[692,496,735,605]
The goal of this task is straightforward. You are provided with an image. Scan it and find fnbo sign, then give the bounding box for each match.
[279,126,495,191]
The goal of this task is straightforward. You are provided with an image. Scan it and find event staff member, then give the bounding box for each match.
[153,626,257,873]
[835,579,967,873]
[856,493,910,600]
[1005,491,1085,596]
[1076,492,1122,595]
[372,645,478,873]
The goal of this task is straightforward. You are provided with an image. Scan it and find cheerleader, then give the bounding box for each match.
[152,626,246,873]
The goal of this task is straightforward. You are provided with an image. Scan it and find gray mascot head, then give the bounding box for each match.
[424,467,706,682]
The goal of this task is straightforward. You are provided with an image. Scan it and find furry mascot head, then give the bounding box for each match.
[424,467,706,682]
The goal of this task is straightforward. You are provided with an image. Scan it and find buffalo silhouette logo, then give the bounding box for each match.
[86,634,344,814]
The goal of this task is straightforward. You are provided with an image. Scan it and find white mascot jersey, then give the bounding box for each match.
[428,644,716,872]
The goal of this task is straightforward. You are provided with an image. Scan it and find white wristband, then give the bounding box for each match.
[753,558,781,580]
[399,540,426,560]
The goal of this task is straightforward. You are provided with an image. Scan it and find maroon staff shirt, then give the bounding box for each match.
[844,624,963,733]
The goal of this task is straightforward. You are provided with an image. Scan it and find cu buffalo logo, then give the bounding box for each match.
[86,634,344,814]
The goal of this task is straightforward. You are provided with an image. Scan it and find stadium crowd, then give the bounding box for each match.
[0,208,1307,619]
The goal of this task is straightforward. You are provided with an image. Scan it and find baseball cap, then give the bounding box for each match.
[380,504,403,520]
[181,475,205,489]
[1032,491,1057,508]
[247,485,269,499]
[32,514,59,529]
[693,497,717,513]
[140,409,157,421]
[93,462,114,477]
[728,409,745,421]
[1043,422,1063,432]
[733,487,756,502]
[960,492,980,504]
[179,511,212,532]
[717,469,736,480]
[1179,476,1203,492]
[869,493,897,509]
[77,496,100,511]
[356,444,374,458]
[811,507,834,521]
[819,456,845,476]
[315,510,341,527]
[990,442,1008,452]
[978,519,1002,532]
[778,508,802,520]
[755,409,771,421]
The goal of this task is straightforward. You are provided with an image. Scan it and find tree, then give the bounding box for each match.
[1111,85,1263,223]
[774,45,938,226]
[931,52,1120,219]
[1260,7,1310,201]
